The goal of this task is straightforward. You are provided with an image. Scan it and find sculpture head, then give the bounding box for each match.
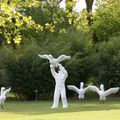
[80,82,84,88]
[1,87,5,94]
[100,84,104,91]
[49,54,53,59]
[55,66,60,73]
[1,87,5,91]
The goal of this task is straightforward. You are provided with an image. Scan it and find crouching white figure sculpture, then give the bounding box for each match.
[0,87,11,109]
[50,63,68,108]
[89,84,119,103]
[67,82,90,101]
[38,54,70,108]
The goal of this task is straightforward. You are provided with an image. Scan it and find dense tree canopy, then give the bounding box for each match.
[92,0,120,42]
[0,0,44,48]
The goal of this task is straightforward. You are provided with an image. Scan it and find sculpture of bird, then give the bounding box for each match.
[38,54,71,67]
[89,84,119,103]
[0,87,11,110]
[67,82,90,101]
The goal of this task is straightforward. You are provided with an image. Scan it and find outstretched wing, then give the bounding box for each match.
[67,85,80,94]
[84,86,91,93]
[4,87,11,95]
[105,87,119,97]
[38,54,51,61]
[57,55,71,63]
[89,86,100,95]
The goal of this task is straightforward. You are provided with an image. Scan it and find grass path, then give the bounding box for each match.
[0,99,120,120]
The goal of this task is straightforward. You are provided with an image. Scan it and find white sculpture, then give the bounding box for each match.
[38,54,70,108]
[0,87,11,109]
[89,84,119,103]
[67,82,90,101]
[38,54,71,67]
[50,63,68,108]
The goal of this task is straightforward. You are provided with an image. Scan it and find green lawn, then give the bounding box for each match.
[0,99,120,120]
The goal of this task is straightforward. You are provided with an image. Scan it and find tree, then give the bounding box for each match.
[96,35,120,88]
[0,0,43,48]
[85,0,94,26]
[92,0,120,42]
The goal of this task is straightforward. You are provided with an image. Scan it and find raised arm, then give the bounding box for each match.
[50,64,57,77]
[4,87,11,96]
[58,63,68,78]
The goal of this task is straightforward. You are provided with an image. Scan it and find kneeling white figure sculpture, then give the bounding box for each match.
[38,54,70,108]
[0,87,11,109]
[67,82,90,101]
[89,84,119,103]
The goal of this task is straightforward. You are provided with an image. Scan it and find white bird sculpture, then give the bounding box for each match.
[38,54,71,67]
[89,84,119,103]
[67,82,90,101]
[0,87,11,109]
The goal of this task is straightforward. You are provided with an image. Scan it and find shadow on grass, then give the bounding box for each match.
[2,99,120,115]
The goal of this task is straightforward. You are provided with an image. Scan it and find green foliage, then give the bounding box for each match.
[0,44,54,100]
[95,35,120,88]
[1,27,120,99]
[93,0,120,42]
[0,31,94,100]
[0,0,120,100]
[22,0,89,44]
[1,100,120,120]
[0,100,120,120]
[0,0,43,48]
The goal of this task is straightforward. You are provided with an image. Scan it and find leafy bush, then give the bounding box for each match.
[93,0,120,42]
[0,30,95,100]
[95,35,120,88]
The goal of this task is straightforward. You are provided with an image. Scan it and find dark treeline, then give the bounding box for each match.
[0,0,120,100]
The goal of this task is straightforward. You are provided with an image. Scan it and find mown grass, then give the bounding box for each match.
[0,99,120,120]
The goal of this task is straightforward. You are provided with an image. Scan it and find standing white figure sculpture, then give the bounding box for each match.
[89,84,119,103]
[38,54,71,67]
[38,54,70,108]
[67,82,90,101]
[0,87,11,109]
[50,63,68,108]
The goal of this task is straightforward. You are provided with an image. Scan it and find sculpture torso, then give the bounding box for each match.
[79,88,85,94]
[99,89,106,100]
[54,71,67,86]
[79,88,85,99]
[0,95,6,103]
[0,91,6,104]
[99,84,105,99]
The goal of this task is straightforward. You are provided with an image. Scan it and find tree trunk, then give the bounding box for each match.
[85,0,99,45]
[85,0,94,26]
[85,0,94,13]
